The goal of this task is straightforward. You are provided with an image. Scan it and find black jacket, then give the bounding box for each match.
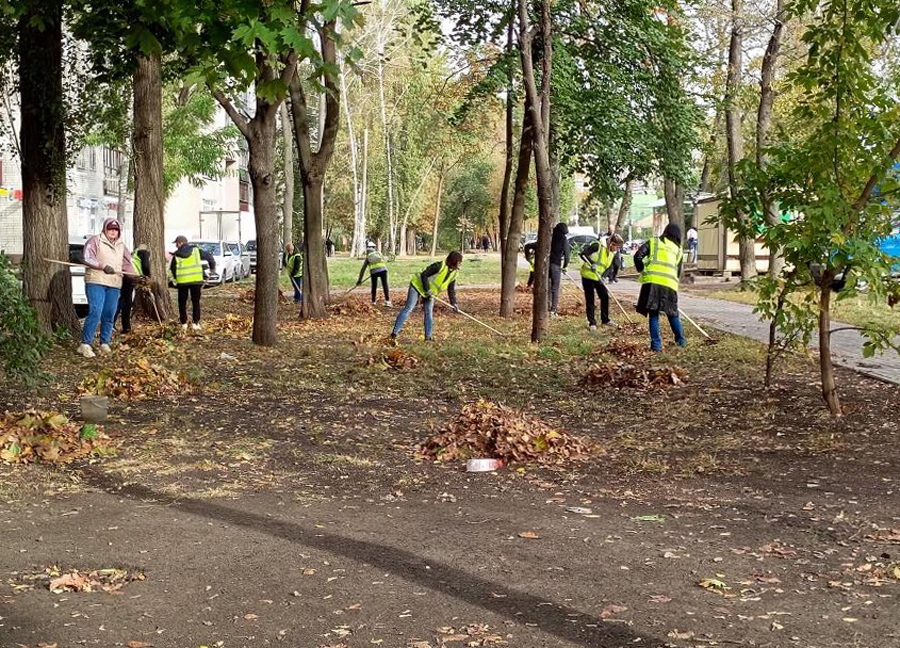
[419,261,457,306]
[171,244,216,285]
[550,231,570,268]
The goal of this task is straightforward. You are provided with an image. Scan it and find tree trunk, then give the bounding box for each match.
[301,177,328,318]
[340,66,363,257]
[132,53,171,321]
[247,117,280,345]
[500,107,533,318]
[281,103,295,247]
[377,56,396,254]
[18,0,79,332]
[430,169,444,258]
[498,5,516,256]
[758,0,786,279]
[398,157,435,258]
[116,154,129,222]
[818,278,841,416]
[613,177,633,234]
[664,178,685,235]
[725,0,757,281]
[360,127,369,253]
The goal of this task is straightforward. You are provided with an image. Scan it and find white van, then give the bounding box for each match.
[68,241,89,317]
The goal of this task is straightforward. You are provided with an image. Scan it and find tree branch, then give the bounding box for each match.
[312,20,341,172]
[852,134,900,211]
[210,86,250,139]
[288,71,314,174]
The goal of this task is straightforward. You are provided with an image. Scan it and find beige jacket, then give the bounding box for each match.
[84,231,133,289]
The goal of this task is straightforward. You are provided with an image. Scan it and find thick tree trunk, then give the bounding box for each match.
[19,1,79,332]
[664,178,685,235]
[301,177,328,318]
[498,7,515,257]
[247,117,280,345]
[500,108,533,318]
[613,177,633,234]
[818,279,841,416]
[758,0,786,279]
[281,103,295,247]
[430,169,444,258]
[725,0,757,281]
[132,53,171,320]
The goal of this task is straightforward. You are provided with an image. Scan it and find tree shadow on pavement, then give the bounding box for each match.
[83,468,668,648]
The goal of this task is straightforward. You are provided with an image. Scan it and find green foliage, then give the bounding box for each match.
[441,159,495,247]
[0,253,53,385]
[720,0,900,374]
[162,86,240,197]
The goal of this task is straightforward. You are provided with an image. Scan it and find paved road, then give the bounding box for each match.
[601,278,900,386]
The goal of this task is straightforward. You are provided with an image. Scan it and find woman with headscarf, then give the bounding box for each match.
[634,223,687,352]
[77,218,135,357]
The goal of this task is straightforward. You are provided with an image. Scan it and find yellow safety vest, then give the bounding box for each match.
[640,237,682,292]
[132,251,143,277]
[410,262,458,297]
[175,248,204,285]
[580,244,615,281]
[366,251,387,272]
[287,252,303,278]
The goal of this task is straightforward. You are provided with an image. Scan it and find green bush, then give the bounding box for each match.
[0,253,53,384]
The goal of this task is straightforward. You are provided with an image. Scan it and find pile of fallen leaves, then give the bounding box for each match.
[433,623,508,647]
[370,348,419,371]
[581,361,686,390]
[602,338,650,360]
[203,313,253,337]
[78,357,190,401]
[45,566,144,593]
[418,399,592,466]
[0,410,111,464]
[240,288,288,304]
[328,300,380,316]
[117,328,178,356]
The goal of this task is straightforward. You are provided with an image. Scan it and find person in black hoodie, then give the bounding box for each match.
[548,223,570,315]
[170,236,216,331]
[116,244,151,334]
[634,223,686,351]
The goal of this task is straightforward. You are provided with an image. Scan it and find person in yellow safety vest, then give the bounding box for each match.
[116,244,151,334]
[523,241,537,288]
[356,241,392,306]
[284,243,304,304]
[579,233,623,330]
[170,235,216,332]
[634,223,687,352]
[390,251,462,341]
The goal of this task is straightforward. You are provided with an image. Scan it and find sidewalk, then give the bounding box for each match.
[605,279,900,386]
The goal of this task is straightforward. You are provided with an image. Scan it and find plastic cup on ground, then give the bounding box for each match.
[466,458,503,472]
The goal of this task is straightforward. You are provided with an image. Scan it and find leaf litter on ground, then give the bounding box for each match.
[418,399,594,466]
[78,357,190,401]
[0,409,113,464]
[581,361,686,390]
[42,565,145,593]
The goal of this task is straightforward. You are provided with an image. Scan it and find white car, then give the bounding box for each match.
[228,241,251,280]
[191,240,241,285]
[68,242,89,317]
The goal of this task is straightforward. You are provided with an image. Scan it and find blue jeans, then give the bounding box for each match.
[649,310,686,352]
[83,283,121,345]
[392,286,433,339]
[290,276,303,303]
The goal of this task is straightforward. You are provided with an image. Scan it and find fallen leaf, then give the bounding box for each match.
[518,531,540,539]
[600,604,628,619]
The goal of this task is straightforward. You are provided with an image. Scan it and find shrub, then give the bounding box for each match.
[0,253,53,384]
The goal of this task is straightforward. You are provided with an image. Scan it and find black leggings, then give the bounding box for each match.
[582,277,610,326]
[117,279,136,333]
[371,271,389,301]
[177,284,203,324]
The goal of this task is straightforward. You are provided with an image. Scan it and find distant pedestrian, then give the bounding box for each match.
[391,251,462,341]
[635,223,687,352]
[325,237,335,257]
[357,241,391,306]
[687,227,698,263]
[170,235,216,331]
[481,234,490,251]
[117,243,151,334]
[77,218,135,357]
[284,243,304,303]
[580,233,623,330]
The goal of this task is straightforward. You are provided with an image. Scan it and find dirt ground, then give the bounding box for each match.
[1,282,899,648]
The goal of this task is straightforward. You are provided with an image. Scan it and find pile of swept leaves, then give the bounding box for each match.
[581,361,686,390]
[618,322,645,336]
[328,299,379,316]
[118,328,179,356]
[204,313,253,336]
[602,338,651,360]
[370,348,419,371]
[78,357,190,401]
[240,288,288,304]
[0,410,112,464]
[418,399,592,466]
[45,566,144,593]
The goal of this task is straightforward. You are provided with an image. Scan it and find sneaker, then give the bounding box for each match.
[76,343,95,358]
[589,324,597,332]
[602,320,617,328]
[550,310,558,318]
[372,301,378,307]
[192,322,202,331]
[181,323,188,332]
[384,301,393,308]
[99,343,112,354]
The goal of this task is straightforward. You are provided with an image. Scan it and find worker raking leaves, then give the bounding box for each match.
[391,251,462,341]
[356,241,392,307]
[634,223,687,351]
[284,242,304,305]
[579,233,623,330]
[170,235,216,332]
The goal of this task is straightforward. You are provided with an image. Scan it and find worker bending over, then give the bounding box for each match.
[580,233,623,330]
[356,242,391,306]
[634,223,687,352]
[391,251,462,341]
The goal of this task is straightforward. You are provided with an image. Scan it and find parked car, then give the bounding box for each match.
[245,239,257,274]
[229,241,251,279]
[68,241,89,318]
[880,220,900,275]
[567,233,598,257]
[192,240,240,285]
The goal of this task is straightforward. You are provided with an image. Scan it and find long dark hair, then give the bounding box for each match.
[662,223,682,245]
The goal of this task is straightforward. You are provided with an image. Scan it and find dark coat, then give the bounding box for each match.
[634,238,682,317]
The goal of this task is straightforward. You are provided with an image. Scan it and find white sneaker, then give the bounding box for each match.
[99,344,112,354]
[181,323,188,331]
[192,322,202,331]
[76,344,95,358]
[589,324,597,332]
[384,301,393,307]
